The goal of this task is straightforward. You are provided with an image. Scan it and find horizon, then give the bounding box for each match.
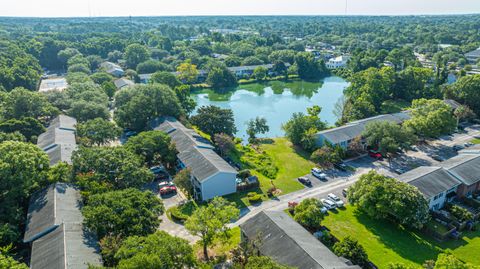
[2,0,480,18]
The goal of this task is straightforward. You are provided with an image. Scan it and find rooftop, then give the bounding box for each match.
[37,127,76,151]
[154,117,236,182]
[440,153,480,186]
[240,211,360,269]
[48,115,77,131]
[38,77,68,93]
[114,78,134,89]
[30,222,102,269]
[23,183,84,243]
[396,166,461,199]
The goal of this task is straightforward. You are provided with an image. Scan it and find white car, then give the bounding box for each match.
[321,198,337,210]
[327,193,344,207]
[311,168,327,179]
[320,206,328,214]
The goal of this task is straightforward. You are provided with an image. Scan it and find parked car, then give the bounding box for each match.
[320,206,328,214]
[327,193,344,207]
[311,168,327,180]
[159,181,176,195]
[453,144,465,151]
[297,176,312,186]
[125,130,137,138]
[368,151,382,159]
[155,171,170,181]
[150,165,166,174]
[334,162,348,171]
[342,188,348,197]
[410,145,419,152]
[464,142,474,148]
[430,154,445,162]
[320,198,336,210]
[393,167,406,175]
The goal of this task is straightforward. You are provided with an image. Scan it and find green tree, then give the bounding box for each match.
[0,131,25,143]
[0,141,49,246]
[246,117,269,143]
[72,146,153,195]
[0,246,28,269]
[114,84,183,131]
[1,87,58,120]
[434,254,473,269]
[173,169,193,198]
[244,256,294,269]
[310,145,343,167]
[124,44,150,69]
[125,130,177,166]
[185,197,240,261]
[293,198,325,230]
[57,48,81,68]
[0,117,45,142]
[191,105,237,137]
[348,171,430,229]
[362,121,416,156]
[282,106,326,148]
[77,118,122,146]
[294,52,329,80]
[253,66,268,81]
[213,133,235,157]
[404,99,456,138]
[90,72,114,85]
[332,236,369,267]
[67,101,110,122]
[114,231,197,269]
[446,74,480,116]
[136,60,170,74]
[82,188,163,239]
[150,71,181,89]
[206,66,237,90]
[174,85,197,114]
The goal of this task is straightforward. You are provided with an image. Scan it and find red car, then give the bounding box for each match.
[158,182,177,195]
[369,151,382,159]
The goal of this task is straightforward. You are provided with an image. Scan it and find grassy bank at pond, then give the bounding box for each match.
[225,138,315,208]
[322,206,480,268]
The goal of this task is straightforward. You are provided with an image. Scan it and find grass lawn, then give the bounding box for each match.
[226,138,313,207]
[381,99,411,114]
[322,206,480,268]
[193,227,241,261]
[471,138,480,144]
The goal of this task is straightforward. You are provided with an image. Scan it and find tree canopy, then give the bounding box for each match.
[82,188,164,239]
[404,99,456,138]
[77,118,122,146]
[348,171,430,229]
[124,130,177,166]
[191,105,237,137]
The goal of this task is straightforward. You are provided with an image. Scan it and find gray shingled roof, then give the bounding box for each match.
[397,166,461,199]
[154,117,236,182]
[30,222,102,269]
[45,144,78,165]
[48,115,77,131]
[240,211,360,269]
[441,154,480,186]
[317,112,411,145]
[465,48,480,59]
[37,128,76,151]
[24,183,84,243]
[114,78,134,89]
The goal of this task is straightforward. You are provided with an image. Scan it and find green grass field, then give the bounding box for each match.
[322,206,480,268]
[471,138,480,144]
[226,138,314,207]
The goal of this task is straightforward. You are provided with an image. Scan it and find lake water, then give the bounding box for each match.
[192,76,349,140]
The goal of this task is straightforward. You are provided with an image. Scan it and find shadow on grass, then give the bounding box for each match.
[353,210,470,264]
[224,187,267,209]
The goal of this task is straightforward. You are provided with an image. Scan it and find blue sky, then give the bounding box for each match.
[2,0,480,17]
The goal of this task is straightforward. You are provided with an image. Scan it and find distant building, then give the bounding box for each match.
[326,55,350,69]
[113,78,134,89]
[153,117,237,201]
[37,115,77,165]
[100,61,124,77]
[315,112,411,149]
[240,211,361,269]
[465,47,480,63]
[38,77,68,93]
[24,183,102,269]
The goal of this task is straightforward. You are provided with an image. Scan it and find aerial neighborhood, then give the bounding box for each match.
[1,12,480,269]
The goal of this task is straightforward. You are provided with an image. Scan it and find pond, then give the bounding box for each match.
[191,76,349,140]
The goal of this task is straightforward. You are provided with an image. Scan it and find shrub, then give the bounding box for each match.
[238,169,252,179]
[448,204,473,222]
[170,207,189,222]
[247,192,262,203]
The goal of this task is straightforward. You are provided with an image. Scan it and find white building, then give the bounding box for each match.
[326,55,350,69]
[154,117,237,201]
